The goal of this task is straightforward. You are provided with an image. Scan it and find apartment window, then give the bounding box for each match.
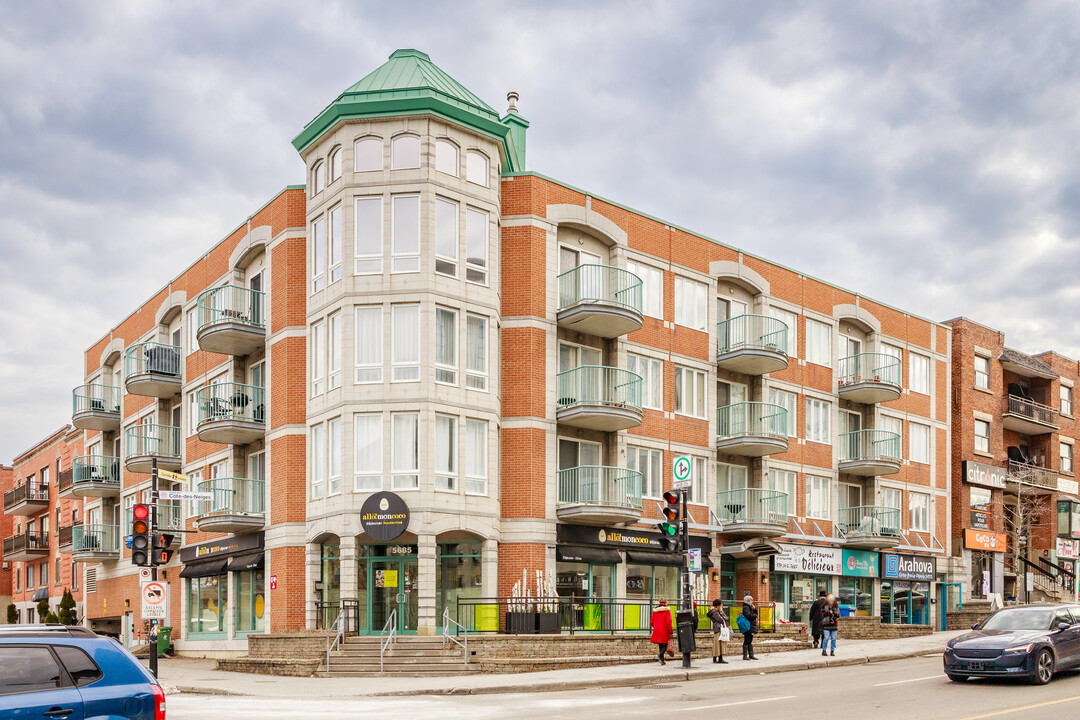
[769,388,798,437]
[674,277,706,331]
[392,413,419,490]
[688,457,707,504]
[435,414,457,491]
[975,355,990,390]
[328,146,342,183]
[435,307,457,385]
[1062,442,1074,474]
[882,487,902,516]
[392,195,420,273]
[354,196,383,275]
[121,494,135,538]
[328,418,342,495]
[310,424,325,499]
[354,136,382,172]
[627,260,663,318]
[975,419,990,453]
[628,446,663,498]
[674,366,706,418]
[910,353,930,394]
[465,208,488,284]
[1062,385,1074,416]
[910,493,930,532]
[769,307,798,357]
[328,312,342,390]
[466,150,489,187]
[354,306,383,383]
[806,475,830,520]
[354,413,382,491]
[310,160,325,195]
[435,197,458,277]
[910,422,931,464]
[435,139,459,176]
[769,469,797,515]
[806,398,831,444]
[716,463,748,494]
[465,419,488,495]
[628,353,662,410]
[41,466,49,487]
[71,562,78,591]
[186,469,203,520]
[27,565,34,589]
[806,319,831,366]
[391,134,419,169]
[311,215,326,292]
[55,556,61,585]
[311,320,326,396]
[328,204,343,284]
[465,314,488,391]
[187,308,198,354]
[392,305,420,382]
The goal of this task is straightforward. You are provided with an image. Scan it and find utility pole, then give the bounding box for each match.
[149,458,158,679]
[680,488,692,669]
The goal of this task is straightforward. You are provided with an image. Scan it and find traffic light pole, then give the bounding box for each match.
[680,488,692,669]
[149,458,158,679]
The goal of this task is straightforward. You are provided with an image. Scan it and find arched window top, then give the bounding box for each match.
[392,134,420,170]
[328,146,342,183]
[354,136,382,172]
[435,138,459,177]
[466,150,489,187]
[311,160,325,195]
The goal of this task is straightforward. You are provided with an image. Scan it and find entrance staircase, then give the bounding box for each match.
[319,635,477,677]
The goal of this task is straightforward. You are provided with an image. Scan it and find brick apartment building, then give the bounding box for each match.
[947,317,1080,606]
[0,464,11,612]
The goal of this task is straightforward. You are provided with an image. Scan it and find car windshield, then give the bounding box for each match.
[980,609,1054,631]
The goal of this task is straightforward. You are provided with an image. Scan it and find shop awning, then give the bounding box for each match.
[626,550,682,566]
[557,545,620,564]
[179,558,228,579]
[715,538,783,559]
[30,588,49,602]
[226,553,264,572]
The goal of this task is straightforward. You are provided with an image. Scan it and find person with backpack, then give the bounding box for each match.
[821,593,840,657]
[650,597,674,665]
[707,598,730,664]
[808,590,828,648]
[738,593,759,660]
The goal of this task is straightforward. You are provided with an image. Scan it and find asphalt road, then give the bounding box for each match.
[168,655,1080,720]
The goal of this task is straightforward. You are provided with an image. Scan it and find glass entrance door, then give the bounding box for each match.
[369,556,418,635]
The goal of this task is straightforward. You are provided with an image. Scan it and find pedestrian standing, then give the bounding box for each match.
[809,590,827,649]
[739,594,760,661]
[821,593,840,657]
[650,597,674,665]
[707,598,730,664]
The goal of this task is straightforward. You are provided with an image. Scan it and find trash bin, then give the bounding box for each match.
[156,626,172,655]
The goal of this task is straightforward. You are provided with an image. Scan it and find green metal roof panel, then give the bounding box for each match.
[345,49,496,115]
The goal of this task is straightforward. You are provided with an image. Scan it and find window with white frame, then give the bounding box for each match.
[355,306,382,383]
[628,446,663,498]
[882,487,902,517]
[769,307,798,357]
[353,413,382,491]
[466,150,489,187]
[311,215,326,292]
[311,320,325,396]
[769,388,798,437]
[186,469,203,520]
[328,203,342,284]
[674,366,706,418]
[628,353,662,410]
[688,457,707,504]
[716,463,748,494]
[391,135,419,169]
[310,423,325,499]
[806,319,832,366]
[249,451,265,484]
[910,422,931,464]
[187,391,199,436]
[328,146,342,183]
[910,353,930,394]
[910,492,930,531]
[1062,442,1074,474]
[327,418,342,495]
[392,195,420,273]
[354,196,382,275]
[1062,385,1073,416]
[187,308,198,354]
[435,139,459,176]
[881,415,902,450]
[465,208,488,284]
[806,398,831,444]
[435,197,458,277]
[674,277,706,331]
[975,419,990,453]
[328,311,341,390]
[627,260,663,318]
[435,307,457,385]
[881,343,902,367]
[392,305,420,382]
[121,493,135,538]
[465,314,488,391]
[975,355,990,390]
[465,419,488,495]
[354,136,381,172]
[311,160,325,195]
[769,469,797,514]
[435,414,457,491]
[392,413,419,490]
[806,475,830,520]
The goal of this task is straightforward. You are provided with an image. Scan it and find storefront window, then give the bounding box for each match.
[837,577,873,617]
[235,570,265,634]
[882,581,930,625]
[719,558,736,602]
[320,541,341,629]
[625,564,681,604]
[436,542,482,626]
[187,573,227,635]
[770,573,830,623]
[971,552,991,599]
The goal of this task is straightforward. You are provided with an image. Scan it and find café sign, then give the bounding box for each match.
[842,549,879,577]
[963,461,1007,490]
[964,529,1006,553]
[360,492,410,541]
[774,544,842,575]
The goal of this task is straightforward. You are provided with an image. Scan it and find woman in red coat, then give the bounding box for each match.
[650,597,674,665]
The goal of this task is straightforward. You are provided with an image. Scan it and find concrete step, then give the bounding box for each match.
[330,655,467,665]
[330,649,464,658]
[319,670,479,677]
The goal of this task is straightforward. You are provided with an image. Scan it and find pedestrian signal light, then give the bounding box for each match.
[152,534,174,566]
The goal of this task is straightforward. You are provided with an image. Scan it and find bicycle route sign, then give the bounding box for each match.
[672,455,692,490]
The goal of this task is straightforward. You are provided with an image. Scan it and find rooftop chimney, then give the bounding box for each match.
[506,91,520,114]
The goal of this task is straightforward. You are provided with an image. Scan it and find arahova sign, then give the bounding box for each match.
[881,552,937,581]
[360,492,410,541]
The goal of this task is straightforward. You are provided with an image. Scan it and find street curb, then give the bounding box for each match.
[174,685,246,696]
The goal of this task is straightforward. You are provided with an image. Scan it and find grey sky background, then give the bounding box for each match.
[1,1,1078,461]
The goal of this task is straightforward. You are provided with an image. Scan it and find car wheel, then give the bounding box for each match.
[947,673,968,683]
[1031,649,1054,685]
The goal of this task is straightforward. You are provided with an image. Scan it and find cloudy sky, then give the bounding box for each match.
[1,1,1078,460]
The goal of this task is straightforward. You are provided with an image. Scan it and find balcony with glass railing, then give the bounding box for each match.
[124,423,182,473]
[837,352,902,404]
[124,341,182,398]
[715,488,789,538]
[556,366,643,431]
[1002,394,1058,435]
[196,284,266,356]
[2,482,50,516]
[196,382,266,445]
[195,477,266,533]
[837,506,901,549]
[838,429,902,476]
[2,531,49,561]
[715,402,789,456]
[556,466,642,525]
[71,524,120,562]
[72,384,121,431]
[557,265,644,338]
[70,455,122,498]
[715,315,789,375]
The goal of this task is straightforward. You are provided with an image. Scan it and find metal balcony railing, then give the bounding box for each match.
[557,466,642,509]
[72,524,119,554]
[1008,460,1058,490]
[72,384,121,415]
[196,478,265,517]
[196,382,266,425]
[838,352,902,389]
[1006,394,1057,426]
[154,502,184,532]
[58,525,74,547]
[124,424,182,461]
[2,532,49,556]
[57,468,74,495]
[3,482,49,511]
[557,265,643,314]
[197,284,265,331]
[716,402,788,440]
[716,314,788,357]
[556,366,642,411]
[73,455,121,486]
[125,341,182,378]
[838,429,902,464]
[715,488,788,525]
[838,505,901,537]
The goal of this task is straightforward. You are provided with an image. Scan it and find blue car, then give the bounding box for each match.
[943,604,1080,685]
[0,624,165,719]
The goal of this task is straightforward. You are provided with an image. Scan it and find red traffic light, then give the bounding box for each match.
[133,504,150,521]
[663,490,679,504]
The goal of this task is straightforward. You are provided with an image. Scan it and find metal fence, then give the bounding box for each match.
[715,488,788,525]
[837,505,901,537]
[73,455,121,486]
[1006,394,1057,426]
[196,382,266,425]
[3,482,49,511]
[838,429,901,463]
[124,424,182,461]
[196,477,265,517]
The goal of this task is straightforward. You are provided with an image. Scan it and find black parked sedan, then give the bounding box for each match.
[944,604,1080,685]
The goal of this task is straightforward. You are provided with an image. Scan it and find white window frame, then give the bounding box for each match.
[974,418,990,453]
[187,308,198,355]
[311,319,326,396]
[910,492,930,532]
[328,203,343,284]
[310,423,326,499]
[1062,385,1073,416]
[628,445,663,498]
[328,311,341,391]
[465,314,488,391]
[466,150,489,187]
[769,307,798,357]
[327,417,342,496]
[805,397,831,444]
[628,353,662,410]
[311,214,326,293]
[769,388,798,437]
[1062,442,1074,474]
[392,413,419,490]
[311,160,325,195]
[328,146,342,183]
[716,462,748,495]
[435,196,458,278]
[354,413,383,491]
[910,422,931,464]
[806,319,832,367]
[392,304,420,382]
[769,469,798,516]
[353,136,382,173]
[975,355,990,390]
[882,487,903,518]
[187,391,199,436]
[354,196,383,275]
[435,414,458,492]
[674,365,706,419]
[435,139,459,177]
[465,419,488,495]
[354,306,383,384]
[806,475,830,520]
[391,194,420,273]
[435,307,458,386]
[465,207,488,285]
[674,276,707,331]
[391,134,420,170]
[688,456,707,505]
[910,353,931,395]
[627,260,663,319]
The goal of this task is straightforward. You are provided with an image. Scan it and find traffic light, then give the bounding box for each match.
[152,533,174,566]
[131,503,151,567]
[658,490,681,552]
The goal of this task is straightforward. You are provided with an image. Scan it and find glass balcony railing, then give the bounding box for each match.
[838,352,902,389]
[72,524,119,554]
[557,466,642,509]
[72,384,121,415]
[557,265,643,314]
[838,505,901,537]
[715,488,788,525]
[73,455,121,486]
[838,429,902,464]
[196,383,266,425]
[125,341,182,378]
[196,477,265,517]
[197,284,265,331]
[716,314,788,356]
[124,424,182,461]
[556,366,642,411]
[716,402,788,440]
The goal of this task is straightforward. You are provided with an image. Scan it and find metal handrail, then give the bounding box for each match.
[716,314,789,357]
[124,341,182,378]
[837,505,902,537]
[837,352,902,389]
[557,264,643,313]
[72,384,121,415]
[557,465,642,509]
[1005,394,1058,425]
[325,606,345,671]
[715,401,788,440]
[196,382,266,426]
[197,284,265,331]
[442,607,468,662]
[380,608,398,672]
[838,429,902,463]
[556,365,643,411]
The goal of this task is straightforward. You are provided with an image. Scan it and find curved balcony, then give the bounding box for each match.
[3,482,49,516]
[838,429,901,476]
[837,353,902,404]
[197,285,266,356]
[124,423,182,474]
[557,265,644,338]
[124,341,182,398]
[71,384,121,431]
[715,402,789,456]
[556,466,642,525]
[556,366,643,431]
[197,383,266,445]
[195,478,266,534]
[3,532,49,562]
[71,524,120,563]
[715,488,788,538]
[838,506,901,549]
[71,455,122,498]
[715,315,789,375]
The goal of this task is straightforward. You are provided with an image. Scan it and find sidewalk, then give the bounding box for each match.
[153,630,964,697]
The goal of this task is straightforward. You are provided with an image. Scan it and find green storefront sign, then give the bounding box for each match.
[842,549,879,577]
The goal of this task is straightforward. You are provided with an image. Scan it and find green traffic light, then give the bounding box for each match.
[661,522,678,536]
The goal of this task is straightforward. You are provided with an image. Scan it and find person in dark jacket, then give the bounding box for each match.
[741,594,759,661]
[820,593,840,656]
[650,598,674,665]
[707,598,730,664]
[808,590,828,648]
